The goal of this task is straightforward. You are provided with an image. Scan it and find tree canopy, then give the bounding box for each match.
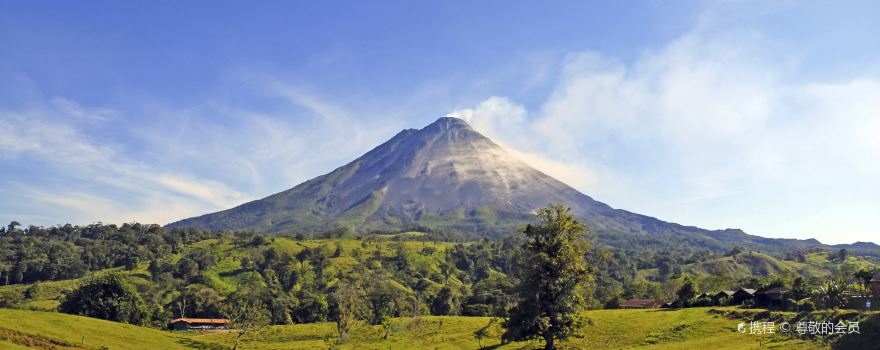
[503,204,593,350]
[59,273,149,325]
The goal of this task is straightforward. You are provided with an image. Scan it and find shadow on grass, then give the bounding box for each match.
[271,334,328,341]
[177,338,230,350]
[648,308,681,312]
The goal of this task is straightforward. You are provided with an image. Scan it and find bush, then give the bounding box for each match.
[59,274,148,325]
[462,304,492,316]
[23,282,41,299]
[832,314,880,350]
[797,299,816,313]
[814,281,845,309]
[293,292,329,323]
[0,291,23,308]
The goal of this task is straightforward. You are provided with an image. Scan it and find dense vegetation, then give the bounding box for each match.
[0,216,877,349]
[0,221,223,286]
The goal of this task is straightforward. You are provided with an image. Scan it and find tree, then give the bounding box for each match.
[439,255,455,284]
[725,246,745,257]
[147,260,161,281]
[221,296,271,350]
[503,205,592,350]
[430,286,459,316]
[58,274,148,325]
[790,276,811,301]
[656,256,676,282]
[6,221,21,234]
[813,280,846,310]
[855,269,876,295]
[675,278,697,308]
[380,315,394,340]
[23,281,41,299]
[330,279,366,342]
[293,291,329,323]
[0,261,9,286]
[837,248,849,262]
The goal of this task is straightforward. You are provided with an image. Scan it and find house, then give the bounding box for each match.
[730,288,756,305]
[755,287,788,307]
[170,318,230,331]
[714,290,735,305]
[620,299,664,309]
[871,272,880,298]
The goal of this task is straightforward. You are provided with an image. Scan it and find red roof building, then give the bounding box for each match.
[170,318,230,331]
[620,299,663,309]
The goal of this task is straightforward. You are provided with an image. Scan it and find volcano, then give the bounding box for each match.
[168,117,845,254]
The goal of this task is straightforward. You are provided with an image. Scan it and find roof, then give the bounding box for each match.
[621,299,660,307]
[716,290,735,296]
[871,272,880,282]
[170,318,230,325]
[734,288,756,295]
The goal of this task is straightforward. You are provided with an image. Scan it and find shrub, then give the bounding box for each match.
[23,282,41,299]
[832,314,880,350]
[58,274,148,325]
[797,299,816,313]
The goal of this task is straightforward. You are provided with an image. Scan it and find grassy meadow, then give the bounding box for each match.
[0,234,873,349]
[0,307,827,350]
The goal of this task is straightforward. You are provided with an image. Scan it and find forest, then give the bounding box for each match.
[1,216,876,331]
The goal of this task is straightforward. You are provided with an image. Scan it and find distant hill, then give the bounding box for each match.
[168,117,877,255]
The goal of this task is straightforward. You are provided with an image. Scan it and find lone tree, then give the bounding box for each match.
[675,277,697,308]
[58,274,148,325]
[329,278,367,342]
[503,204,592,350]
[221,295,271,350]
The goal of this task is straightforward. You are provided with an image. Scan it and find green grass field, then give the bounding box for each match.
[0,307,826,350]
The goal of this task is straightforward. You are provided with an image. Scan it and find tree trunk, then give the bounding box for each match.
[544,335,555,350]
[233,331,244,350]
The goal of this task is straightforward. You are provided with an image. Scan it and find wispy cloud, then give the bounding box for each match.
[0,99,250,225]
[447,32,880,244]
[0,76,405,226]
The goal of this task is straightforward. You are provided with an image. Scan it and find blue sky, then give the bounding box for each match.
[1,1,878,244]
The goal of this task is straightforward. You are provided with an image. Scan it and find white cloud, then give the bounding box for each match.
[0,75,406,226]
[0,100,248,225]
[447,33,880,244]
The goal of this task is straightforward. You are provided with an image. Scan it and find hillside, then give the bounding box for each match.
[0,307,825,350]
[0,308,203,350]
[637,251,879,284]
[0,236,463,313]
